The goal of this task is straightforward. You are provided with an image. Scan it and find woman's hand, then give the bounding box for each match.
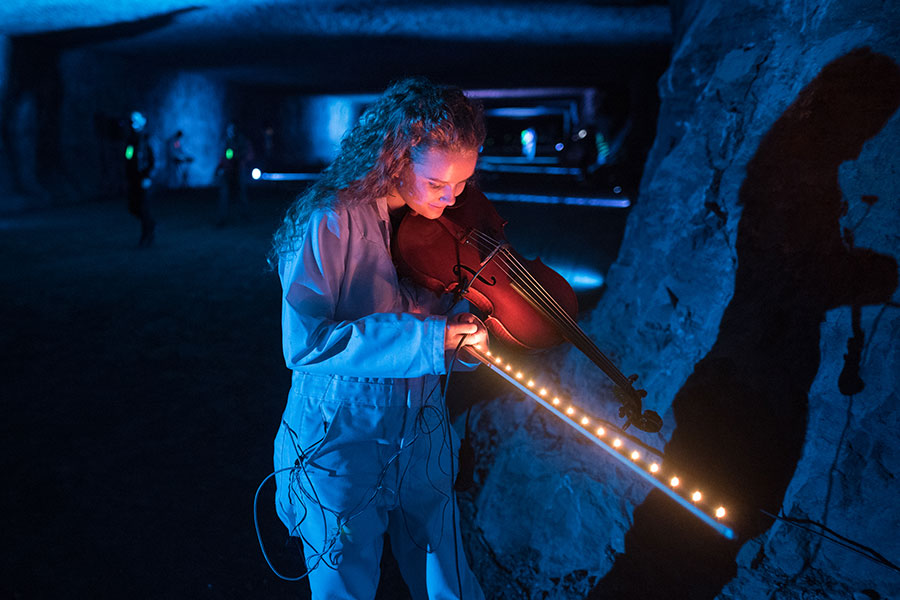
[444,312,488,351]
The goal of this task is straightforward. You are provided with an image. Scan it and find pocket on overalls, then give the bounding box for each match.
[300,400,347,464]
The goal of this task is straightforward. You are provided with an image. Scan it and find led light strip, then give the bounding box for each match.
[467,345,736,540]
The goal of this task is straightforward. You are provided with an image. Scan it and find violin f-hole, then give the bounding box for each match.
[453,263,497,287]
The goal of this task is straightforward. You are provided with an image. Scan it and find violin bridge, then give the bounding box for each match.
[479,240,507,268]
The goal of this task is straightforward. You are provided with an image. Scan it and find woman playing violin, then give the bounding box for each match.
[269,77,488,600]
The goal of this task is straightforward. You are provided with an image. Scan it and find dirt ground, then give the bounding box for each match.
[2,185,625,599]
[1,188,424,599]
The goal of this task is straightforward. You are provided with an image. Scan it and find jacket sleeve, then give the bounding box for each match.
[398,281,481,373]
[279,208,447,378]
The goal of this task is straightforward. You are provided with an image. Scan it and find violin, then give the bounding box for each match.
[394,186,663,433]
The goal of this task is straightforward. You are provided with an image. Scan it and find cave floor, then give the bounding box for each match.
[2,188,401,599]
[1,185,625,598]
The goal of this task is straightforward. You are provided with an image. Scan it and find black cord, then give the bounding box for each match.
[444,335,468,598]
[760,509,900,574]
[253,468,314,581]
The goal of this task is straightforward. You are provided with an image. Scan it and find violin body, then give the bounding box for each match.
[395,185,661,432]
[394,186,578,351]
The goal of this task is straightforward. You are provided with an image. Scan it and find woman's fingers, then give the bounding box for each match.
[445,313,488,349]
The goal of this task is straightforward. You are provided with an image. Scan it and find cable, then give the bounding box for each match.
[253,468,314,581]
[259,326,478,591]
[760,509,900,574]
[258,415,423,582]
[445,335,468,598]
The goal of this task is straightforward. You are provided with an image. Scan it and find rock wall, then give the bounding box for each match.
[460,2,900,599]
[58,50,228,198]
[0,41,230,210]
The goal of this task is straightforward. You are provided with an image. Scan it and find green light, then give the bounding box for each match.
[595,133,610,161]
[125,145,134,160]
[225,148,234,160]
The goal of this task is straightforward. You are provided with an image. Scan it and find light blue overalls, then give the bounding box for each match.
[274,195,485,600]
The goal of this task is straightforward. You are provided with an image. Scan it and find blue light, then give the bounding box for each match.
[477,163,582,175]
[255,171,321,181]
[555,143,564,151]
[251,168,261,180]
[130,111,146,132]
[486,192,631,208]
[595,132,610,162]
[544,264,605,291]
[155,72,226,186]
[520,128,536,160]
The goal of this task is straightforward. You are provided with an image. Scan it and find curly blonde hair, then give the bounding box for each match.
[269,77,485,264]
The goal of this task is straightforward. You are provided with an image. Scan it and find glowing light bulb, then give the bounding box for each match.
[715,506,726,519]
[251,168,261,180]
[613,438,623,448]
[649,463,660,473]
[630,451,640,461]
[515,372,523,380]
[580,416,590,426]
[552,397,561,406]
[565,406,575,416]
[539,388,547,396]
[692,491,702,502]
[526,380,535,387]
[505,365,512,372]
[494,357,502,364]
[670,476,680,487]
[225,148,234,160]
[596,427,605,436]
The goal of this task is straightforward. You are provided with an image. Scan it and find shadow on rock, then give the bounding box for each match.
[588,47,900,600]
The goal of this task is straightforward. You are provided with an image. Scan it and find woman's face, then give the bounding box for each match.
[392,147,478,220]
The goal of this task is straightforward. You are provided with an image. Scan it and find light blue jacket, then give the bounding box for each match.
[274,191,470,528]
[278,194,457,394]
[273,195,488,600]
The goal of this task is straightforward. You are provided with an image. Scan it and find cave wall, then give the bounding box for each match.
[58,49,228,197]
[275,94,371,169]
[0,35,56,213]
[0,40,230,211]
[0,34,19,213]
[461,1,899,599]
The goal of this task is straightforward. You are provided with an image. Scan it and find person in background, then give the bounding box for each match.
[215,122,254,226]
[125,111,156,247]
[166,129,193,188]
[263,124,276,170]
[268,77,488,599]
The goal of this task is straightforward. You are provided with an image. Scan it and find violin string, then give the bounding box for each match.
[499,248,629,385]
[463,229,629,386]
[464,230,589,345]
[464,230,589,344]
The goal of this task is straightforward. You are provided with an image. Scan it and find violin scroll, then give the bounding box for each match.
[614,374,662,433]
